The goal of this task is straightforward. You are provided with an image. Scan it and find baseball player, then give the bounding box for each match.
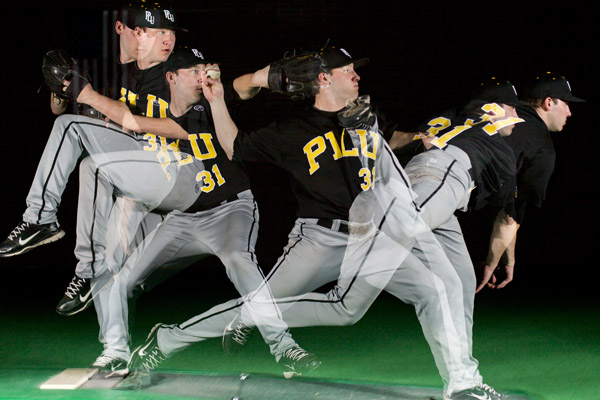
[124,44,515,399]
[0,6,187,369]
[0,5,185,315]
[477,72,585,292]
[76,46,320,379]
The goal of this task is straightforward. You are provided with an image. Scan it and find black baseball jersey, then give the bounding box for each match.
[502,105,555,223]
[233,103,396,220]
[119,60,182,152]
[64,60,170,123]
[175,83,251,212]
[121,62,170,118]
[423,108,518,212]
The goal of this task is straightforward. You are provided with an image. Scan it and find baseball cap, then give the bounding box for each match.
[522,72,585,102]
[134,7,188,31]
[321,46,369,70]
[470,77,525,107]
[163,46,212,73]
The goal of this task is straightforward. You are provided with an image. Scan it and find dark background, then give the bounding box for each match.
[2,1,598,306]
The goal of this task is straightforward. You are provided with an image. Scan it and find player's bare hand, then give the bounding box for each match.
[476,262,496,293]
[201,64,224,103]
[492,263,514,289]
[419,132,435,150]
[475,262,514,293]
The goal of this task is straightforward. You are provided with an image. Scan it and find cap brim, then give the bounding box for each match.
[562,94,586,103]
[353,58,369,68]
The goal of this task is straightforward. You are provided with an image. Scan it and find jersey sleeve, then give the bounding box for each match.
[223,81,243,121]
[372,103,398,142]
[491,175,517,219]
[516,140,556,208]
[233,120,283,165]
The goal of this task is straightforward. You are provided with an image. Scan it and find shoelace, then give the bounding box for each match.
[141,348,166,372]
[232,323,253,345]
[283,347,309,362]
[8,222,30,240]
[94,354,116,367]
[479,383,501,396]
[64,276,86,299]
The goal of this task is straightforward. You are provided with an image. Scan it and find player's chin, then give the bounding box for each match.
[160,50,173,60]
[550,122,566,132]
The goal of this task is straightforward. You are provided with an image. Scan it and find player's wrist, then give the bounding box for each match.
[76,83,95,104]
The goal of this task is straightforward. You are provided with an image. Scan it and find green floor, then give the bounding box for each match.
[1,262,598,400]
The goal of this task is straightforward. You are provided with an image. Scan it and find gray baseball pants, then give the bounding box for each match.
[404,145,481,392]
[155,144,482,394]
[96,191,297,361]
[23,114,198,279]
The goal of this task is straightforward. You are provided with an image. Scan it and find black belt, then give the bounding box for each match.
[316,219,349,234]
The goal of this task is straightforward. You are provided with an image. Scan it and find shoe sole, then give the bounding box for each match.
[104,368,130,378]
[90,361,129,376]
[55,274,115,317]
[0,230,65,258]
[55,296,94,317]
[283,359,322,379]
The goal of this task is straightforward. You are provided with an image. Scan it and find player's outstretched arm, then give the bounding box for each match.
[476,209,519,293]
[76,84,188,139]
[202,70,238,159]
[232,65,270,100]
[388,131,429,150]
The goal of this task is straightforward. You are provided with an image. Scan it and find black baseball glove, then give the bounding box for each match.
[42,49,91,102]
[338,95,378,130]
[267,50,324,100]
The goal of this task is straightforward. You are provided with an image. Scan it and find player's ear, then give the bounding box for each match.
[115,21,124,35]
[166,71,176,85]
[541,97,554,111]
[318,71,331,87]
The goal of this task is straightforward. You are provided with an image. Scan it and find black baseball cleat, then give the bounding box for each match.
[279,346,321,379]
[128,323,169,374]
[444,383,508,399]
[91,352,128,374]
[0,221,65,257]
[222,313,254,356]
[56,275,93,316]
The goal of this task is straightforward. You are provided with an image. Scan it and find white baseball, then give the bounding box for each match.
[206,69,221,80]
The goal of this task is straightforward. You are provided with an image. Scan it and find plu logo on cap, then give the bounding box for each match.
[145,11,155,24]
[164,10,174,22]
[191,49,205,59]
[566,80,573,92]
[340,48,352,58]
